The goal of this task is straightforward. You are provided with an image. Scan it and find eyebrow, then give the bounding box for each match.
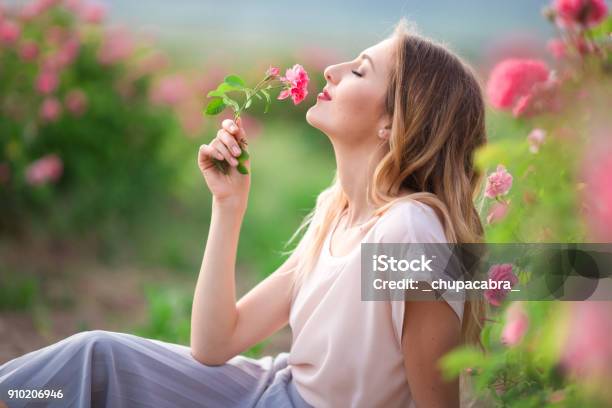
[359,53,375,72]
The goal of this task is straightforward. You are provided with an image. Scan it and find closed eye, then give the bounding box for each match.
[351,70,363,77]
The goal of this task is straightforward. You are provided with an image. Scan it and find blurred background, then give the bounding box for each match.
[1,0,611,405]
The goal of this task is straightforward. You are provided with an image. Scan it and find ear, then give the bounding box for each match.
[377,112,393,141]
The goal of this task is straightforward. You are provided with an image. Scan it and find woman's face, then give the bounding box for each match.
[306,37,395,146]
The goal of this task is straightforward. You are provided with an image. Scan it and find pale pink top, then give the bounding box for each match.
[288,199,465,408]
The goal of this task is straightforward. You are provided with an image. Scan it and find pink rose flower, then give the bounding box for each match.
[150,75,189,106]
[561,301,612,378]
[65,89,88,116]
[547,38,566,59]
[486,59,550,113]
[19,40,40,61]
[500,302,529,346]
[80,2,106,24]
[553,0,608,28]
[485,164,513,198]
[278,64,309,105]
[527,128,546,153]
[487,200,510,224]
[484,263,518,307]
[0,20,21,44]
[39,97,62,122]
[97,27,134,65]
[266,65,280,78]
[36,70,59,94]
[25,154,63,185]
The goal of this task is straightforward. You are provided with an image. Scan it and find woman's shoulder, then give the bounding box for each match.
[373,198,447,243]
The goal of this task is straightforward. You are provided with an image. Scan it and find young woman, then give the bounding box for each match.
[0,18,487,408]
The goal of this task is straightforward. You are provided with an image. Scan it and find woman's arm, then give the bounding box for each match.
[190,199,299,366]
[401,291,462,407]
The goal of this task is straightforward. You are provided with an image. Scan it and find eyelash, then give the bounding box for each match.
[351,70,363,77]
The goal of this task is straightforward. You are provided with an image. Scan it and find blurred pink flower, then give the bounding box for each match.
[278,64,309,105]
[486,59,550,113]
[0,20,21,44]
[484,263,518,307]
[580,144,612,241]
[133,51,169,77]
[65,89,88,116]
[19,40,40,61]
[97,27,134,65]
[553,0,608,28]
[150,75,189,106]
[25,154,63,185]
[46,25,67,45]
[80,1,106,24]
[36,70,59,94]
[19,0,59,20]
[39,97,62,122]
[561,301,612,378]
[487,200,510,224]
[527,128,546,153]
[501,302,529,346]
[485,164,513,198]
[547,38,566,59]
[0,163,10,185]
[56,37,80,67]
[64,0,82,13]
[266,65,280,78]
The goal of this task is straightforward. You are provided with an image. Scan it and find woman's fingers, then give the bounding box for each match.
[218,128,242,157]
[222,118,247,144]
[212,133,238,166]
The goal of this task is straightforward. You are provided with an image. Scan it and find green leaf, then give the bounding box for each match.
[261,89,271,114]
[207,82,243,98]
[254,93,262,100]
[222,96,240,113]
[204,98,226,115]
[245,99,252,109]
[439,346,487,380]
[224,75,246,88]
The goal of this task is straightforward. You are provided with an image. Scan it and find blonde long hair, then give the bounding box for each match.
[283,18,488,349]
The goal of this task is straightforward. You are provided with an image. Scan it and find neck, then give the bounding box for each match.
[333,140,386,227]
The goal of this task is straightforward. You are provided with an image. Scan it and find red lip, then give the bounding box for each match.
[317,89,332,101]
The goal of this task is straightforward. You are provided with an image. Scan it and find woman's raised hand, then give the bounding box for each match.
[198,117,251,209]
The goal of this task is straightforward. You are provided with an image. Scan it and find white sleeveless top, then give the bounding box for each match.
[288,199,465,408]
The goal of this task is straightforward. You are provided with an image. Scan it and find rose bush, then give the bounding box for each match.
[441,1,612,406]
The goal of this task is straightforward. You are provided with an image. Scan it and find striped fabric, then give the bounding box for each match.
[0,330,312,408]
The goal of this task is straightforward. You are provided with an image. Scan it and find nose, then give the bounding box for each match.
[323,65,336,84]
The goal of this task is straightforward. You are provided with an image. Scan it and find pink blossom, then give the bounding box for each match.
[278,64,309,105]
[65,89,88,116]
[80,2,106,24]
[0,20,21,44]
[486,59,550,112]
[500,302,529,346]
[527,128,546,153]
[25,154,63,185]
[485,164,513,198]
[97,27,134,65]
[55,37,80,67]
[39,97,62,122]
[561,301,612,378]
[266,65,280,78]
[580,144,612,241]
[547,38,566,59]
[554,0,608,28]
[19,40,40,61]
[484,263,518,307]
[150,75,189,106]
[487,200,510,224]
[36,70,59,94]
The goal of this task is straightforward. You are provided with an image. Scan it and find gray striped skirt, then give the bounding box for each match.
[0,330,313,408]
